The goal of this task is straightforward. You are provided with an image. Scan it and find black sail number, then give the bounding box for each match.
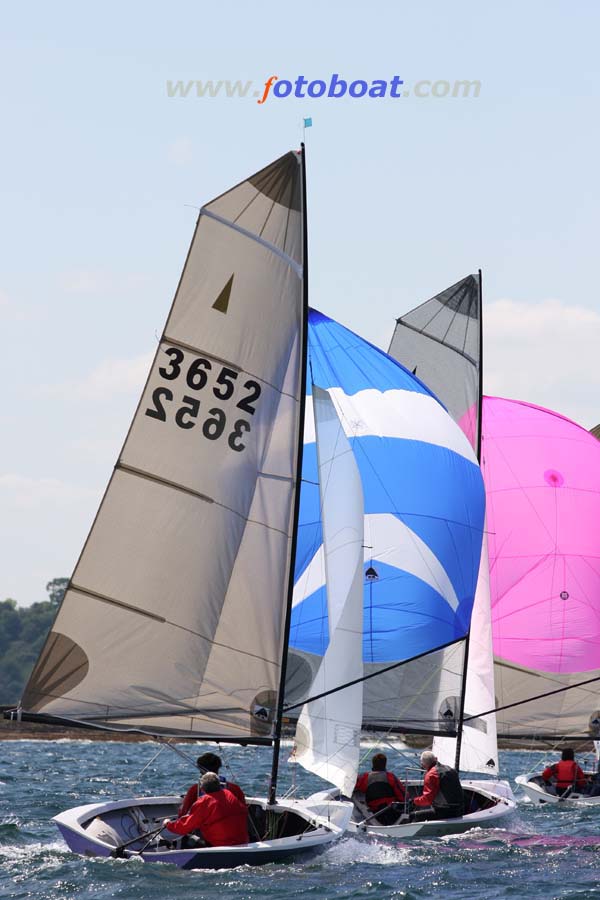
[237,380,262,415]
[228,419,251,452]
[145,387,173,421]
[175,395,200,429]
[187,357,212,390]
[213,367,238,400]
[150,349,261,453]
[202,407,227,440]
[159,347,184,380]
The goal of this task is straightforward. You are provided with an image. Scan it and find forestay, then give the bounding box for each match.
[21,151,306,741]
[293,387,364,796]
[287,310,486,735]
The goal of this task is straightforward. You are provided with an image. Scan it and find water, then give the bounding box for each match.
[2,741,600,899]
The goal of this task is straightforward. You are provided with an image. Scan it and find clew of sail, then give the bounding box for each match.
[293,386,364,796]
[20,151,306,741]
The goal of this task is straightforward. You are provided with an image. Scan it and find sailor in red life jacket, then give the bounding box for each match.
[411,751,464,821]
[353,752,406,825]
[542,748,587,796]
[163,772,249,847]
[179,751,246,817]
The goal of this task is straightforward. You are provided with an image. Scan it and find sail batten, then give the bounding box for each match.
[201,208,303,277]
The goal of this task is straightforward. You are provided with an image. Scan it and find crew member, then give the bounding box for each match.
[411,751,464,821]
[163,772,249,847]
[542,748,587,796]
[353,752,406,825]
[179,751,245,816]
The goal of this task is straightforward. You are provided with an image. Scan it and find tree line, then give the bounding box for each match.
[0,578,68,705]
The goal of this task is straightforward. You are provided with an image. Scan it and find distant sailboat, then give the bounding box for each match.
[5,148,357,867]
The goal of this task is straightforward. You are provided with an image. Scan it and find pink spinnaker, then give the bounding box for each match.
[483,396,600,675]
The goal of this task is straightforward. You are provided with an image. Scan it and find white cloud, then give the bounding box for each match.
[0,473,97,511]
[43,351,153,401]
[0,288,31,322]
[59,268,110,294]
[167,137,194,166]
[484,298,600,429]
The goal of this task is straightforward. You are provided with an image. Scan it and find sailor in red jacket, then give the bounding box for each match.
[411,751,464,821]
[163,772,249,847]
[353,752,406,825]
[178,751,245,817]
[542,748,587,796]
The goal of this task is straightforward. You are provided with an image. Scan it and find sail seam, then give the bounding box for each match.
[70,584,167,622]
[116,462,215,504]
[115,463,292,536]
[201,208,303,278]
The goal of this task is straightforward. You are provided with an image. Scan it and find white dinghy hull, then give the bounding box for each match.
[516,774,600,808]
[53,794,352,869]
[312,780,515,839]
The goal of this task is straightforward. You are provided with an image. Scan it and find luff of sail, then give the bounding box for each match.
[293,386,364,796]
[288,310,486,735]
[21,151,306,741]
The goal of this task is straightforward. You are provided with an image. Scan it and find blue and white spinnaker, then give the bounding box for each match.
[287,309,486,733]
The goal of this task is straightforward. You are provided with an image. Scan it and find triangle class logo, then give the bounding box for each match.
[212,274,234,314]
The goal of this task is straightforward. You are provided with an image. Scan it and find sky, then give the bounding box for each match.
[2,0,600,607]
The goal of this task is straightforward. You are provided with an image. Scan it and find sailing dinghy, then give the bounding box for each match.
[286,301,515,837]
[363,273,518,836]
[5,148,357,868]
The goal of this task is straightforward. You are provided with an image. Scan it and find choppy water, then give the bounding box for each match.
[2,741,600,899]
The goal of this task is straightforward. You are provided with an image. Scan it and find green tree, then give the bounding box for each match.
[46,577,69,608]
[0,579,67,705]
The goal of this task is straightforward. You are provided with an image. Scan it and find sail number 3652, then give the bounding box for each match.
[144,347,261,452]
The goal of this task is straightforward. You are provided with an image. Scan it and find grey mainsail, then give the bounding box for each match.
[21,151,306,742]
[388,273,481,452]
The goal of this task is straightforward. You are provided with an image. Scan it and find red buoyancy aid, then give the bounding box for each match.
[542,760,586,789]
[167,789,249,846]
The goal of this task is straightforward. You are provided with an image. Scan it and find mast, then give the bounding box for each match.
[268,143,309,805]
[453,268,483,771]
